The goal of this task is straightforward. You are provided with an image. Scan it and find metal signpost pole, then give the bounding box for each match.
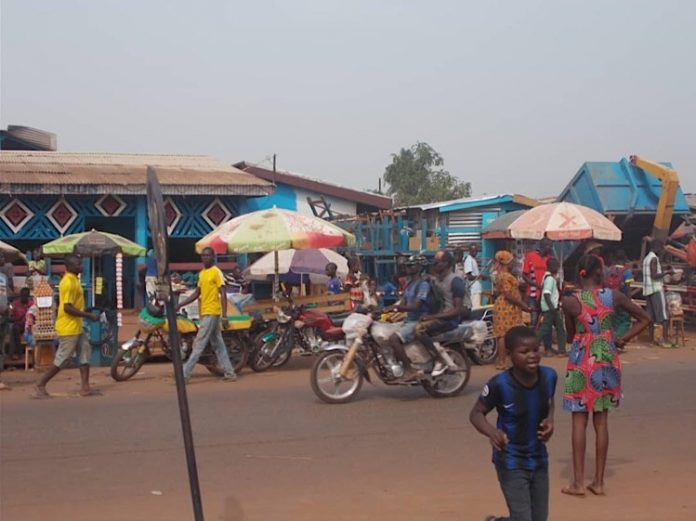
[146,166,205,521]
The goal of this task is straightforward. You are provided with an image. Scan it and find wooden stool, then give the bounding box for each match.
[669,314,686,347]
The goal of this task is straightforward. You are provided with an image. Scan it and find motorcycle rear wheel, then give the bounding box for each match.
[421,347,471,398]
[310,351,363,404]
[468,335,498,365]
[206,333,248,376]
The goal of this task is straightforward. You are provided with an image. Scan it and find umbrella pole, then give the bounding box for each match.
[274,250,279,301]
[91,256,95,308]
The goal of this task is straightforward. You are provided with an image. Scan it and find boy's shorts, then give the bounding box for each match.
[646,291,667,323]
[54,334,91,368]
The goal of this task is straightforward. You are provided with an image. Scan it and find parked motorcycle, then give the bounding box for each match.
[249,305,347,372]
[110,306,252,382]
[310,313,472,404]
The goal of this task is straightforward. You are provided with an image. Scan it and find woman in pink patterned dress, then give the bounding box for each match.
[561,255,650,497]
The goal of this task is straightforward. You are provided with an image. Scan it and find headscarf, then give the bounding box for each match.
[494,250,514,266]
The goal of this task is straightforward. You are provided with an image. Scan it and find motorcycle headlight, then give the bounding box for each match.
[121,338,139,350]
[277,311,292,324]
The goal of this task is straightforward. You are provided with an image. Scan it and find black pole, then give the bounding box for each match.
[146,166,204,521]
[272,153,276,185]
[164,285,204,521]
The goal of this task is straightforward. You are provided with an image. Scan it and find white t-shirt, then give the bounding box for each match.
[463,255,482,295]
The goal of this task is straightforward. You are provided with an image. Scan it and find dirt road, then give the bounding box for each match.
[1,346,695,521]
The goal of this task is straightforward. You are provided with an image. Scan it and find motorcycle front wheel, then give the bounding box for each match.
[110,335,152,382]
[249,334,284,372]
[310,351,363,404]
[421,347,471,398]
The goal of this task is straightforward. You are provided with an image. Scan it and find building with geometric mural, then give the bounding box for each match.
[0,151,274,305]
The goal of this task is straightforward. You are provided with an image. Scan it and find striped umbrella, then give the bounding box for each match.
[195,207,355,254]
[42,230,146,257]
[482,203,621,241]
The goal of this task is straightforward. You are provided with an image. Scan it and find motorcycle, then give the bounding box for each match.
[110,306,252,382]
[249,305,347,372]
[310,313,472,404]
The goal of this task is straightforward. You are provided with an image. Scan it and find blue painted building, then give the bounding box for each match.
[400,194,540,263]
[0,151,273,306]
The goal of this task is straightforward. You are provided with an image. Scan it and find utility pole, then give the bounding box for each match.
[272,153,276,185]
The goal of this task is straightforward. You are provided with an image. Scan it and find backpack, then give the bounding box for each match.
[606,265,626,291]
[427,279,445,314]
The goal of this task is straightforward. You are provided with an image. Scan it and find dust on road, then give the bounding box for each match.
[1,347,695,521]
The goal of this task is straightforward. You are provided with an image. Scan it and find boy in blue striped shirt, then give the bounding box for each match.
[470,326,557,521]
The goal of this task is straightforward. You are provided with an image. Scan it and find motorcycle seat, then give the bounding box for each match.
[323,327,345,341]
[433,320,487,344]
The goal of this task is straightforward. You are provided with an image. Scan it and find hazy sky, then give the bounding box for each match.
[2,0,694,198]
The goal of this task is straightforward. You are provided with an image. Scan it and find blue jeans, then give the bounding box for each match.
[495,466,549,521]
[183,315,235,379]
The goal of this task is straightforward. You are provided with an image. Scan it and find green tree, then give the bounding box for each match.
[382,142,471,206]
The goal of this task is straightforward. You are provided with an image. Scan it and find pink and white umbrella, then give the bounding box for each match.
[484,202,621,241]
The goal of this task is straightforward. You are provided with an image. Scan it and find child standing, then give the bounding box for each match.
[536,257,567,356]
[470,326,557,521]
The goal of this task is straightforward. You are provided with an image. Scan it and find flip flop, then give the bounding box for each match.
[561,486,586,497]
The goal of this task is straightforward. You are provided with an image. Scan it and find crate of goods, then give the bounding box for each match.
[32,281,55,341]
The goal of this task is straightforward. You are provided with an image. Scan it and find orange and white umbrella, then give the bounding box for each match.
[484,202,621,241]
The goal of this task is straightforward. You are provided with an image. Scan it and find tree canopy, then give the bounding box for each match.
[382,142,471,206]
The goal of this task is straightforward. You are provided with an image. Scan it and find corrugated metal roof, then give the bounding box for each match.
[0,151,274,196]
[397,194,539,212]
[237,162,392,210]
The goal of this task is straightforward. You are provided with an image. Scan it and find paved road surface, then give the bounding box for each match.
[1,346,695,521]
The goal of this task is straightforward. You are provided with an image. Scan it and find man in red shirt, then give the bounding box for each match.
[522,239,553,329]
[9,287,33,360]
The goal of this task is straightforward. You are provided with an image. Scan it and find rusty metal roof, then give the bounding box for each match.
[237,162,392,210]
[0,151,274,196]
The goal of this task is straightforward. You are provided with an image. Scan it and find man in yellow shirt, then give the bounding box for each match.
[177,247,236,381]
[32,254,99,398]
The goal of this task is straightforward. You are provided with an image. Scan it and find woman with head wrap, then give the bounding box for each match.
[492,250,530,369]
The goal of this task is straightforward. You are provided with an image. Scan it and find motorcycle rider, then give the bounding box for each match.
[385,255,431,382]
[419,249,470,375]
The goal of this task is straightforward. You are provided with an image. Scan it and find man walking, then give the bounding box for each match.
[642,240,672,347]
[32,255,99,398]
[177,247,237,381]
[463,243,485,309]
[523,239,553,328]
